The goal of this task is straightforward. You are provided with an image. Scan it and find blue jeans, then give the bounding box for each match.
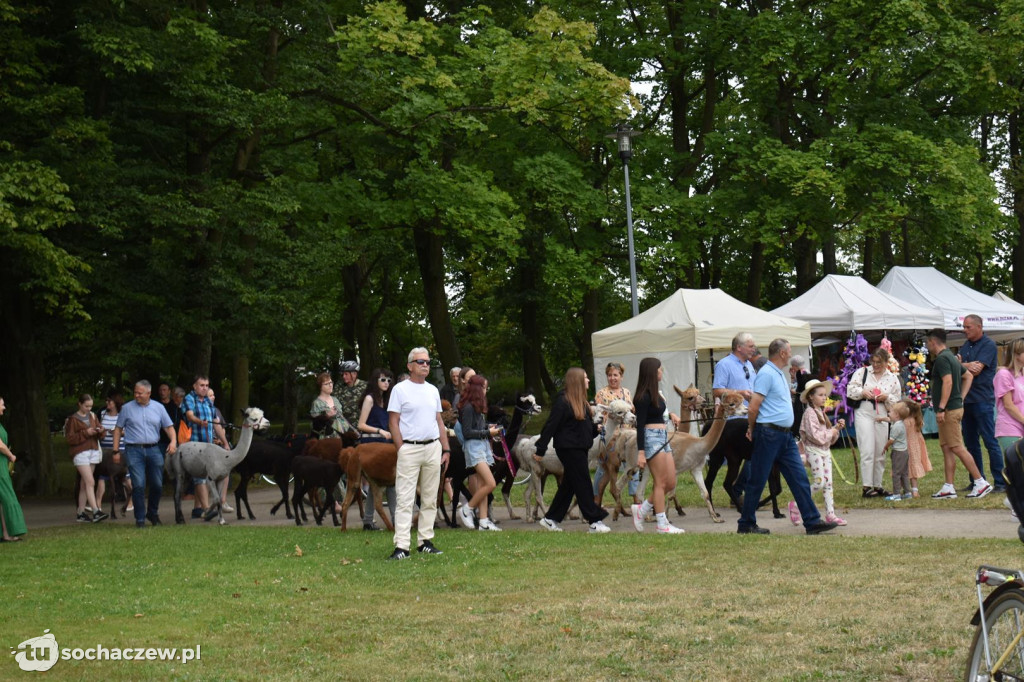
[126,445,164,523]
[962,401,1004,486]
[739,425,822,530]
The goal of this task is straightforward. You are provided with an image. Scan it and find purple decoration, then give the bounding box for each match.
[832,332,871,418]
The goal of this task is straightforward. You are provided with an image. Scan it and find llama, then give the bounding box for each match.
[291,455,343,526]
[663,391,745,522]
[339,442,397,531]
[232,434,309,521]
[608,391,744,521]
[673,384,706,436]
[592,399,638,509]
[512,434,562,522]
[170,407,270,525]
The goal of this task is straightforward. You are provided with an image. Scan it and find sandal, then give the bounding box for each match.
[874,487,892,497]
[862,488,881,498]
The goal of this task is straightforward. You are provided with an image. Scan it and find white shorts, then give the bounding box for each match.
[73,448,102,467]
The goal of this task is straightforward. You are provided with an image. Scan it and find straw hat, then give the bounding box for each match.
[800,379,834,404]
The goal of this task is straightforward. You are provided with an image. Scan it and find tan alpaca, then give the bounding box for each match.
[664,391,746,522]
[673,384,705,436]
[609,390,745,522]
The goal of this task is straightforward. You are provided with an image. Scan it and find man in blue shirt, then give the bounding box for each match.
[738,339,837,535]
[706,333,758,504]
[958,315,1005,491]
[112,380,176,527]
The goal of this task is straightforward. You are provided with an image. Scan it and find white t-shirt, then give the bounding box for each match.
[387,379,442,441]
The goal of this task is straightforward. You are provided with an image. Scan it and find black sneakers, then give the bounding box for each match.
[91,510,109,523]
[417,540,443,555]
[387,548,410,561]
[805,521,839,535]
[737,525,770,535]
[76,511,91,523]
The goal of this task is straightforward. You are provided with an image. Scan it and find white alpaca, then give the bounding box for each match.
[171,407,270,525]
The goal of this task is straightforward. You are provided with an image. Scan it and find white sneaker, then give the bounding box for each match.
[538,518,563,532]
[1005,496,1018,519]
[589,520,611,533]
[630,504,644,532]
[656,522,685,534]
[478,518,502,531]
[967,480,993,499]
[931,485,957,499]
[458,504,476,529]
[221,503,235,513]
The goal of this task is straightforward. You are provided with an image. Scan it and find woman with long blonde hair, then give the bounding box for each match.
[533,368,610,533]
[995,338,1024,454]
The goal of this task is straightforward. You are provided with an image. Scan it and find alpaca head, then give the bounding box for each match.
[516,393,542,416]
[241,407,271,431]
[597,399,636,428]
[717,391,747,417]
[440,400,458,428]
[673,384,704,411]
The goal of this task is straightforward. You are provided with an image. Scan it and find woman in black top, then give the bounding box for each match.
[533,368,610,533]
[630,357,685,534]
[457,375,501,531]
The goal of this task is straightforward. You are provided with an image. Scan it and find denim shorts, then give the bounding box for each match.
[464,438,494,467]
[644,428,671,460]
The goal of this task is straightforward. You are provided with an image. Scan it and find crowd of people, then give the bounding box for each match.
[1,312,1020,549]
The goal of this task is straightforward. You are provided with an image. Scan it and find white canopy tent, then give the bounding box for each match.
[994,291,1024,313]
[770,274,944,333]
[877,267,1024,341]
[591,288,811,398]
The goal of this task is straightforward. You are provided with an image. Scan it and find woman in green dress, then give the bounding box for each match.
[0,396,27,541]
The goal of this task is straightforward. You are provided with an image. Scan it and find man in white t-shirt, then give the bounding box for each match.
[386,347,451,560]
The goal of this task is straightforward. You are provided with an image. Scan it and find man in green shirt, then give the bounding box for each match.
[927,328,991,499]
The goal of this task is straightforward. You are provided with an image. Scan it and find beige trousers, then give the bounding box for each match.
[392,441,442,551]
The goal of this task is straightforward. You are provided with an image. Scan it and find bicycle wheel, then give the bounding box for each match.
[261,474,294,486]
[512,468,532,486]
[966,587,1024,681]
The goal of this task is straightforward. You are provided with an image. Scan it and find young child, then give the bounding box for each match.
[877,402,911,501]
[796,379,847,526]
[901,399,931,497]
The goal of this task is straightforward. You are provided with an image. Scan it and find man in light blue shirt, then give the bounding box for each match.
[738,339,836,536]
[113,380,176,528]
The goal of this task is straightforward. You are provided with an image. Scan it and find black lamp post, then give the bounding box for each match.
[608,124,640,317]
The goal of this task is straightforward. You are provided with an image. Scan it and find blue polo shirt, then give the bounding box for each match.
[752,361,794,428]
[714,353,756,420]
[958,333,997,405]
[116,399,173,445]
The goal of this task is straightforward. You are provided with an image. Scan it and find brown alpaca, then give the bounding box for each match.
[338,442,397,531]
[664,390,745,522]
[609,390,745,522]
[673,384,706,436]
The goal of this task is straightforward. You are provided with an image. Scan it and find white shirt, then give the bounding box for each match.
[387,380,442,441]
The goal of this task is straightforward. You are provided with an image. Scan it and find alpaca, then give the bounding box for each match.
[339,442,398,531]
[663,391,745,522]
[233,434,309,521]
[609,391,744,521]
[171,407,270,525]
[673,384,706,436]
[512,434,562,522]
[291,456,343,526]
[591,399,638,509]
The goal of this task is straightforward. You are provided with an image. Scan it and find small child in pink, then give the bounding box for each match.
[796,379,847,526]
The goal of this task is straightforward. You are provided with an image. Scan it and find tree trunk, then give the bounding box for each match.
[0,292,57,495]
[1010,109,1024,301]
[879,231,895,272]
[746,241,765,305]
[862,235,875,282]
[793,231,817,294]
[281,364,297,436]
[412,225,461,372]
[822,232,837,274]
[581,287,599,379]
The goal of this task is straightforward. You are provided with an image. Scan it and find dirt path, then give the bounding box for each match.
[18,486,1020,539]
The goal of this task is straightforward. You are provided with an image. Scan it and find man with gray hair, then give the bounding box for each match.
[386,347,451,559]
[112,380,177,528]
[440,366,461,405]
[738,339,837,535]
[707,332,758,501]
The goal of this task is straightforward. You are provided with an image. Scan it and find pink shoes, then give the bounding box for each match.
[788,501,801,526]
[825,512,847,526]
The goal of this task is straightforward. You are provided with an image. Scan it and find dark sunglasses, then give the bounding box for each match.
[743,366,750,379]
[411,359,431,366]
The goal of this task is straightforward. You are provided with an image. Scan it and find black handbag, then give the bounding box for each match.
[846,367,869,410]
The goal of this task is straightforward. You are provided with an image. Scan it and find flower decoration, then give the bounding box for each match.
[832,332,872,417]
[902,340,931,406]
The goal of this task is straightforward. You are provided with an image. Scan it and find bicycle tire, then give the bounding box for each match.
[261,474,294,486]
[966,587,1024,681]
[512,469,532,486]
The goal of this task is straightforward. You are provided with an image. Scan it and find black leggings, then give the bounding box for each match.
[546,447,608,524]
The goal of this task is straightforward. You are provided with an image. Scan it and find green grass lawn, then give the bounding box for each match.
[1,523,1014,680]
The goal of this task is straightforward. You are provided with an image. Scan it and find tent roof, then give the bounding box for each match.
[994,291,1024,312]
[591,288,811,356]
[876,267,1024,332]
[770,274,944,332]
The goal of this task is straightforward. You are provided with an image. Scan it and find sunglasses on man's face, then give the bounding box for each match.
[411,359,431,366]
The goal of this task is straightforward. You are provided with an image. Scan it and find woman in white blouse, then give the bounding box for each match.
[846,348,902,497]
